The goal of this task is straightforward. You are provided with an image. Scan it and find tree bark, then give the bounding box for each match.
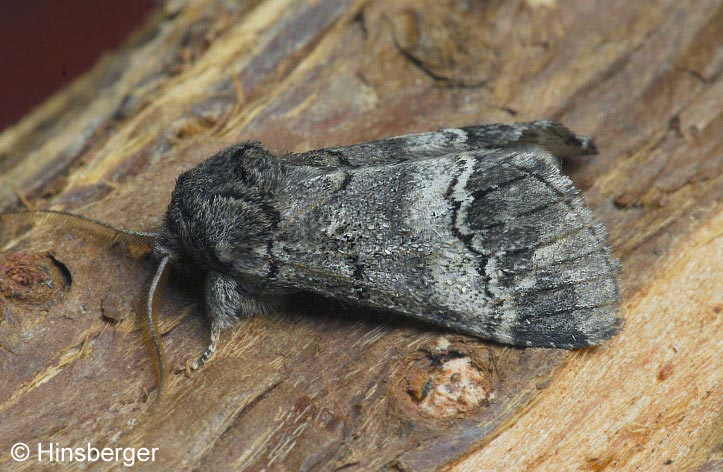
[0,0,720,471]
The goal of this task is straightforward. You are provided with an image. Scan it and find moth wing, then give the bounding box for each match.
[272,146,620,348]
[458,149,621,347]
[277,121,596,168]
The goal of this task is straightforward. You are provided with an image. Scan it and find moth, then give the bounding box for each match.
[2,121,621,396]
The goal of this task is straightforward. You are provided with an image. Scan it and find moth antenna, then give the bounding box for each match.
[1,209,156,248]
[140,256,171,403]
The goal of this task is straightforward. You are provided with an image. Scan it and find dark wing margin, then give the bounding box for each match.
[459,149,621,348]
[277,121,597,168]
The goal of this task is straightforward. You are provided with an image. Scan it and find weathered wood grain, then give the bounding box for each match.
[0,0,720,470]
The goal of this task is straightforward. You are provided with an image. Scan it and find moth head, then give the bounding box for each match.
[153,142,281,280]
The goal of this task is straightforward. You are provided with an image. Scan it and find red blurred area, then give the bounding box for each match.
[0,0,158,131]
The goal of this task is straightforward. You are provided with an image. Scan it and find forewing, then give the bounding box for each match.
[271,147,619,349]
[277,121,596,168]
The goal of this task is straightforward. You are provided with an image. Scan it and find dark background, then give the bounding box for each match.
[0,0,158,131]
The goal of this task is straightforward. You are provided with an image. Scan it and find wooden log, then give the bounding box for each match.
[0,0,720,470]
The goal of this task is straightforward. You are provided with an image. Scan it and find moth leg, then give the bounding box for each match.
[189,319,221,371]
[188,271,271,371]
